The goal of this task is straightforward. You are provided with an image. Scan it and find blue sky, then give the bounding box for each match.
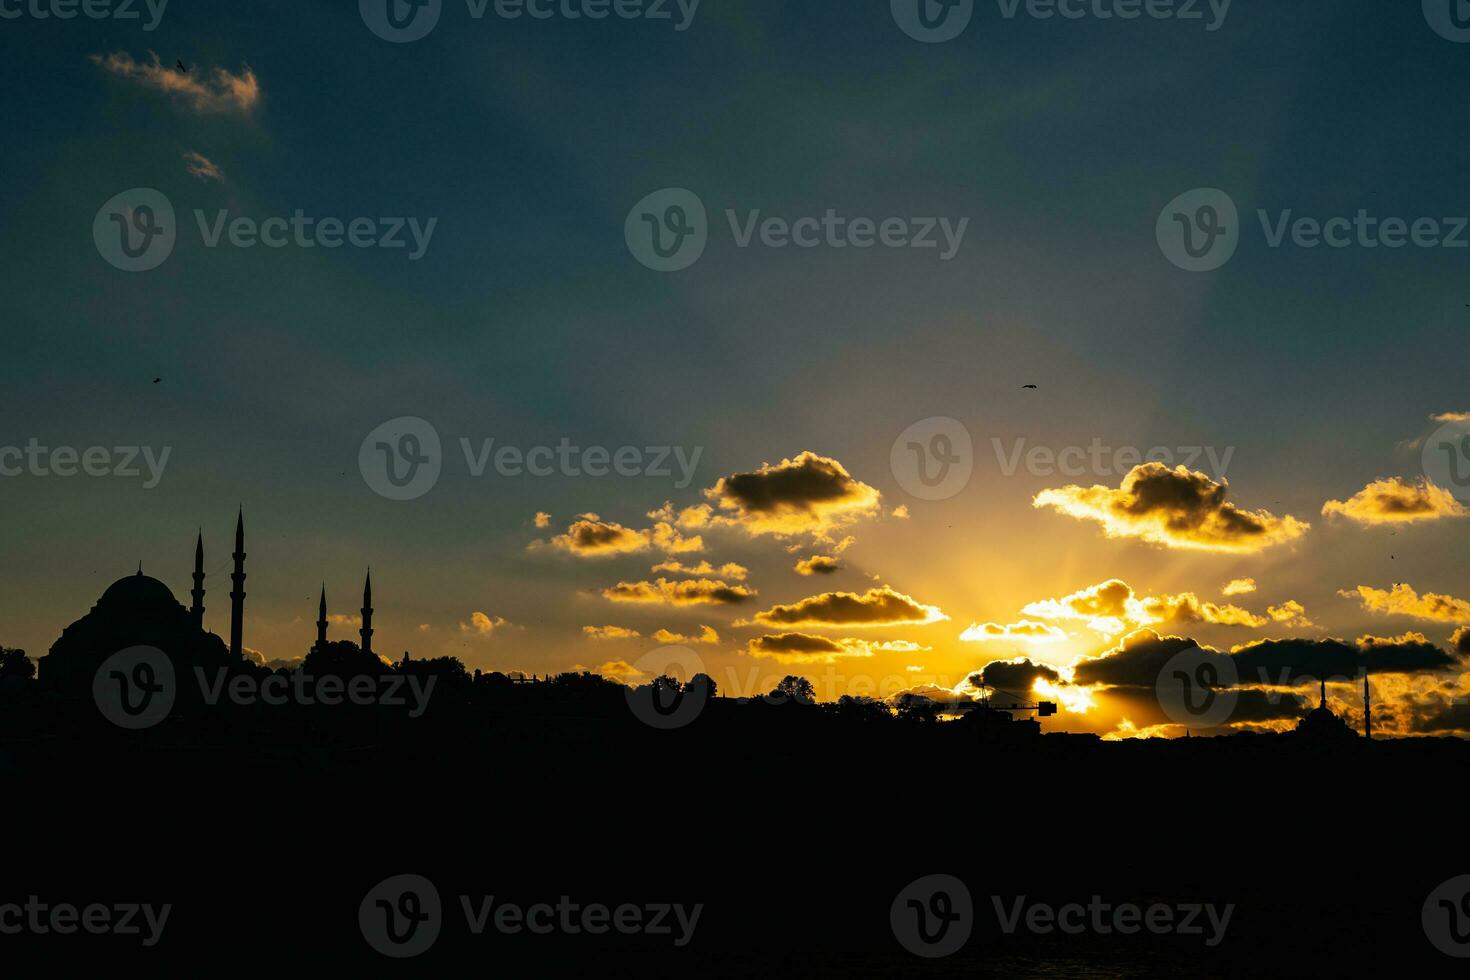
[1,0,1467,732]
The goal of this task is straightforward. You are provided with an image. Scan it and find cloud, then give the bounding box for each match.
[794,555,841,576]
[327,613,362,627]
[1021,579,1268,636]
[1456,628,1470,656]
[534,512,552,529]
[652,625,720,645]
[1322,477,1468,525]
[651,559,748,580]
[1266,600,1316,629]
[892,505,910,519]
[593,660,645,682]
[746,586,947,628]
[91,50,260,114]
[602,578,755,606]
[547,515,703,557]
[183,151,223,182]
[646,501,713,529]
[1222,578,1257,596]
[745,633,891,664]
[1433,412,1470,423]
[703,452,882,538]
[959,621,1068,644]
[1229,633,1462,684]
[1033,463,1309,553]
[1339,584,1470,624]
[460,612,510,635]
[582,625,641,640]
[969,658,1063,691]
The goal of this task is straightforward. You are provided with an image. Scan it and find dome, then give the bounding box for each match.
[100,571,178,605]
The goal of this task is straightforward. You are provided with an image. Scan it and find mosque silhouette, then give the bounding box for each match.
[39,510,375,692]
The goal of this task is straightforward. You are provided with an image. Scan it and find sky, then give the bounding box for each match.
[1,0,1468,737]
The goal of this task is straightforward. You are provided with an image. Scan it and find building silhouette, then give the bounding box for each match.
[1294,675,1361,740]
[40,513,376,691]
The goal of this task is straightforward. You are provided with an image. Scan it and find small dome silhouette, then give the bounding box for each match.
[100,571,177,605]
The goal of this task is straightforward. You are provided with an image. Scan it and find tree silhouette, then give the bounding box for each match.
[0,647,33,681]
[769,675,816,705]
[301,639,386,678]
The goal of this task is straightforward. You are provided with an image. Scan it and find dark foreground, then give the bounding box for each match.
[3,684,1467,976]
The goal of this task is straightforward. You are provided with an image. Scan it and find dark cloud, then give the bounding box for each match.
[1034,463,1309,553]
[704,452,881,537]
[969,658,1062,693]
[748,586,946,628]
[602,578,754,606]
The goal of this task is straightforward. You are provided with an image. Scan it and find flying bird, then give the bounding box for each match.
[152,377,161,384]
[1021,384,1038,389]
[175,59,189,74]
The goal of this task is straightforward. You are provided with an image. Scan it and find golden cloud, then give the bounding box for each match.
[1022,578,1270,635]
[745,633,894,664]
[548,515,703,557]
[959,621,1068,643]
[602,578,755,606]
[582,625,641,640]
[1033,463,1309,553]
[746,586,947,628]
[1267,600,1316,629]
[651,559,748,581]
[533,511,552,528]
[794,555,841,576]
[183,150,223,182]
[1222,578,1257,596]
[91,50,260,114]
[460,612,510,635]
[652,625,720,645]
[1322,477,1468,525]
[704,452,881,538]
[1339,584,1470,624]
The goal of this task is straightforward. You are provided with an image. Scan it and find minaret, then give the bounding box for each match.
[1364,672,1372,740]
[229,508,246,659]
[316,584,328,651]
[190,530,206,630]
[1319,675,1326,709]
[359,570,374,655]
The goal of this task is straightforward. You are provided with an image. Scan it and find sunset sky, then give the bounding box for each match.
[2,1,1468,737]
